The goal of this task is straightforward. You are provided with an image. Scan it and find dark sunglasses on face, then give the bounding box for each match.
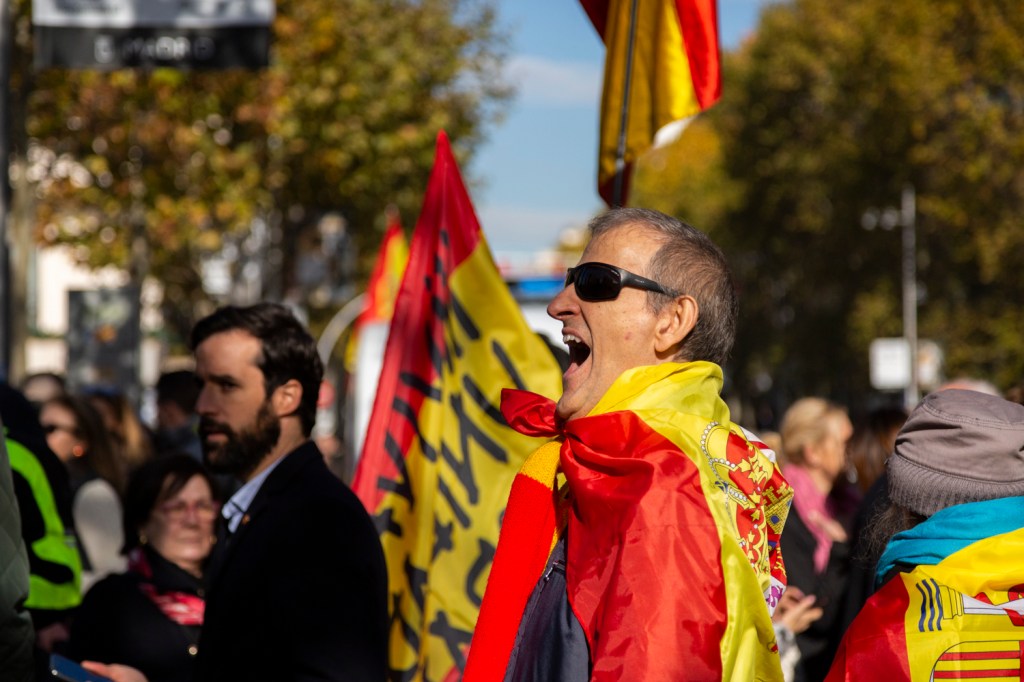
[564,262,681,302]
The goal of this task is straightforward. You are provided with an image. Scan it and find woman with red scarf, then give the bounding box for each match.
[67,455,218,682]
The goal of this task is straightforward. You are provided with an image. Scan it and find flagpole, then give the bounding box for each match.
[611,0,640,207]
[315,293,366,365]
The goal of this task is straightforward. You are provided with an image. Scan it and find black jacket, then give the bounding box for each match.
[780,506,851,682]
[67,546,203,682]
[195,442,388,681]
[0,421,34,682]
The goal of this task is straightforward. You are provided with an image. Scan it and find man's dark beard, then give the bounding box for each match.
[200,401,281,480]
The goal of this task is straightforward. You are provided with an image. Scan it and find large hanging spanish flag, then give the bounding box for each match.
[465,361,792,680]
[581,0,721,206]
[344,210,409,371]
[351,131,564,681]
[826,526,1024,682]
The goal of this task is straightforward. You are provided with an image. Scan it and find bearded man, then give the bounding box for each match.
[186,302,388,681]
[85,304,388,682]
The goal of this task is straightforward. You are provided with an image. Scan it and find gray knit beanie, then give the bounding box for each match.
[887,388,1024,517]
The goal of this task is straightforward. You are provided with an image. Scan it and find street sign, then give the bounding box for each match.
[869,337,944,393]
[33,0,275,69]
[869,337,911,391]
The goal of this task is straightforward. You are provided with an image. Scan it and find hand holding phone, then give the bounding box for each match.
[50,654,115,682]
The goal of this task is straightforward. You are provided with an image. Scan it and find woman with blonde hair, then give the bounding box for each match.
[779,397,855,682]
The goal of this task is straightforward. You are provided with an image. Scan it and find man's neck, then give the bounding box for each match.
[243,429,307,483]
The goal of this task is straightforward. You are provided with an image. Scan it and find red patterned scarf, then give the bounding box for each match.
[128,548,205,626]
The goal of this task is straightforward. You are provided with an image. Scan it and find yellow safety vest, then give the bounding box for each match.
[6,437,82,611]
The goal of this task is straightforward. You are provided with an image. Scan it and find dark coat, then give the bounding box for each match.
[780,507,851,682]
[0,420,34,682]
[838,473,890,635]
[195,442,388,682]
[67,546,203,682]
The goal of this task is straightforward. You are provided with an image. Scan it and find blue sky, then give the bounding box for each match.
[469,0,768,257]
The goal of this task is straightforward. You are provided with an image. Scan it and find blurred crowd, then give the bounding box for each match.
[2,367,219,679]
[4,354,1024,681]
[2,301,386,682]
[3,204,1024,682]
[764,377,1024,681]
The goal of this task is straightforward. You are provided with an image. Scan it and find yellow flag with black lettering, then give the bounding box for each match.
[352,131,563,681]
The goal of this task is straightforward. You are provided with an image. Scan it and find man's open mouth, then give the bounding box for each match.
[563,333,592,369]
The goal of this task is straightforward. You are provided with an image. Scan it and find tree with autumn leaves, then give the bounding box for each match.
[9,0,510,346]
[12,0,1024,403]
[635,0,1024,406]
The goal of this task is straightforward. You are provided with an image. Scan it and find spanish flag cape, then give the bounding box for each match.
[464,361,793,681]
[826,510,1024,681]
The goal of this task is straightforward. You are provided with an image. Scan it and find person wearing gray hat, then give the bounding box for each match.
[825,389,1024,680]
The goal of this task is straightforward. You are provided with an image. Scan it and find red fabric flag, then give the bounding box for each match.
[351,131,563,679]
[351,132,485,511]
[344,210,408,371]
[466,362,791,680]
[580,0,721,205]
[357,210,408,326]
[827,528,1024,681]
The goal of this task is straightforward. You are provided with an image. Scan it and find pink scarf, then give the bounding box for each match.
[783,464,838,574]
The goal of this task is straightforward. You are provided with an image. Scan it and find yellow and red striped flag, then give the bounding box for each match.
[345,211,409,371]
[827,525,1024,682]
[351,131,563,680]
[465,362,792,680]
[581,0,721,205]
[359,210,409,326]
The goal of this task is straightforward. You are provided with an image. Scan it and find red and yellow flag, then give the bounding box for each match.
[466,362,792,680]
[827,528,1024,682]
[359,210,409,326]
[580,0,721,205]
[351,131,563,681]
[345,211,409,370]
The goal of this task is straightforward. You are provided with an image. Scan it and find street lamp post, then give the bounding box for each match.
[900,185,918,409]
[862,184,919,410]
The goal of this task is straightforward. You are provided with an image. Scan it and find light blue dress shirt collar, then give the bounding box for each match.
[222,454,288,533]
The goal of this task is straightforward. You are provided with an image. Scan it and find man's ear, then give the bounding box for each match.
[654,295,699,356]
[271,379,303,418]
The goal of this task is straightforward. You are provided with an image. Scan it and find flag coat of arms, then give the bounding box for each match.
[351,131,564,681]
[827,527,1024,681]
[580,0,721,205]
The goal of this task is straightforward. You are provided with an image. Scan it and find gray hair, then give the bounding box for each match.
[588,207,738,365]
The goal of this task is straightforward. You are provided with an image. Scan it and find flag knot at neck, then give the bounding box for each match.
[500,388,563,438]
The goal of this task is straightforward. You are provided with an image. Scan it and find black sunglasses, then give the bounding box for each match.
[564,262,681,302]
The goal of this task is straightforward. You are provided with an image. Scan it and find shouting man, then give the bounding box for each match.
[465,208,793,681]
